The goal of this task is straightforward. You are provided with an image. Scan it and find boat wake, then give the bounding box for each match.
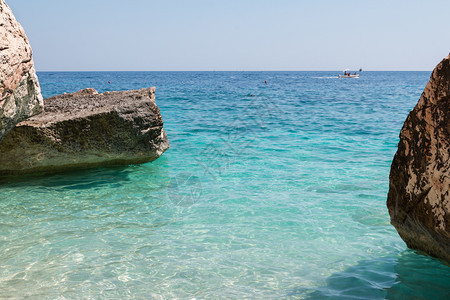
[311,76,338,79]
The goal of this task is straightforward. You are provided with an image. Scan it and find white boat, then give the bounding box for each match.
[338,68,360,78]
[338,74,359,78]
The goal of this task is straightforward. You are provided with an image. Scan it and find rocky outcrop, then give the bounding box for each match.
[387,55,450,264]
[0,88,169,175]
[0,0,43,140]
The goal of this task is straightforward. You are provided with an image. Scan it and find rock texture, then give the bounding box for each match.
[0,0,43,140]
[387,55,450,264]
[0,88,169,175]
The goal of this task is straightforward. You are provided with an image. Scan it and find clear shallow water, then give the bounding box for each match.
[0,71,449,298]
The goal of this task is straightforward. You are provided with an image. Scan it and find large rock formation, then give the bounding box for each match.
[0,88,169,175]
[0,0,43,140]
[387,55,450,264]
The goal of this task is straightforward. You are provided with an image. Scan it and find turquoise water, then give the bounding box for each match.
[1,71,449,298]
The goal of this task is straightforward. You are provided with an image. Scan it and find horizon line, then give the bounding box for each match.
[36,70,433,73]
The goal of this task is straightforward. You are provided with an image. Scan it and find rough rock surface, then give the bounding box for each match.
[0,88,169,175]
[0,0,43,140]
[387,55,450,264]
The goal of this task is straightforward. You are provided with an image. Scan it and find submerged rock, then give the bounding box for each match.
[387,55,450,264]
[0,0,43,140]
[0,88,169,175]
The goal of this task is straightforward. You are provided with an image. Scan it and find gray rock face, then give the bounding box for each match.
[387,55,450,264]
[0,88,169,175]
[0,0,43,140]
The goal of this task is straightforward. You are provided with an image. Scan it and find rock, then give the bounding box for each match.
[387,55,450,264]
[0,0,43,140]
[0,87,169,175]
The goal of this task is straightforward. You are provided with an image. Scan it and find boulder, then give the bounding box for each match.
[0,87,169,175]
[0,0,43,140]
[387,55,450,264]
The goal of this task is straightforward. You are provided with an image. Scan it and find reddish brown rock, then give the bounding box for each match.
[387,55,450,264]
[0,0,43,140]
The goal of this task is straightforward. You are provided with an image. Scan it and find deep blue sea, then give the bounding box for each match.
[1,71,449,299]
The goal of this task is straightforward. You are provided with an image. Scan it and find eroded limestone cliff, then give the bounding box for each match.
[0,0,43,140]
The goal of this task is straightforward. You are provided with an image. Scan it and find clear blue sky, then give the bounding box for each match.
[7,0,450,71]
